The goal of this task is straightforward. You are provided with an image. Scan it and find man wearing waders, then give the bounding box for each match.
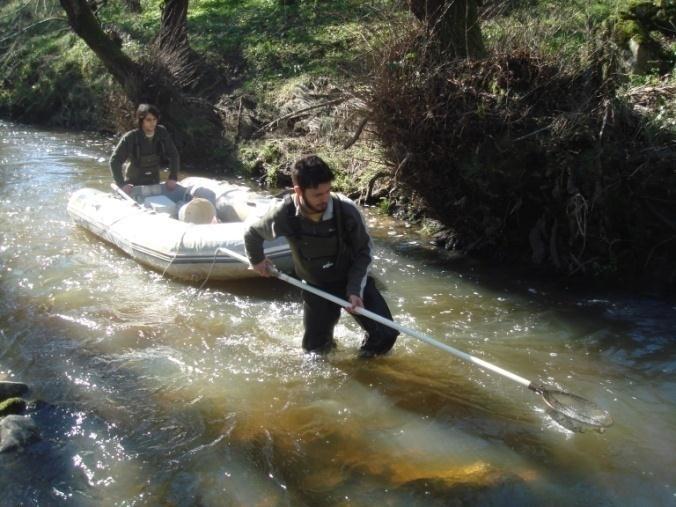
[109,103,184,202]
[244,155,399,357]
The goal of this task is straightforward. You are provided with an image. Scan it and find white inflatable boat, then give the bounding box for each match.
[67,177,293,281]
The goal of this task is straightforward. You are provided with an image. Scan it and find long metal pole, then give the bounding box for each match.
[218,247,533,389]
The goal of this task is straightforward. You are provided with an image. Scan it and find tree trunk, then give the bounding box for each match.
[58,0,142,101]
[58,0,229,167]
[408,0,486,58]
[159,0,189,51]
[124,0,142,13]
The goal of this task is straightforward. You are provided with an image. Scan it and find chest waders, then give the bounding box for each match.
[285,196,399,354]
[286,195,350,285]
[125,132,166,185]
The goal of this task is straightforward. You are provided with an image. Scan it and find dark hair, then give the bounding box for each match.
[291,155,334,189]
[136,103,161,129]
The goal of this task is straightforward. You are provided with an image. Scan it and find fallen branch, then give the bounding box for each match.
[513,124,551,142]
[365,170,390,202]
[343,114,370,149]
[255,96,348,134]
[350,157,390,167]
[393,152,411,185]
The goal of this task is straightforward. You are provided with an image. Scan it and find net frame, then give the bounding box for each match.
[536,387,613,428]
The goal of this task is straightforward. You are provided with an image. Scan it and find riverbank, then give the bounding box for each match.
[1,0,675,289]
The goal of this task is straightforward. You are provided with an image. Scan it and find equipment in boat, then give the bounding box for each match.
[67,179,293,281]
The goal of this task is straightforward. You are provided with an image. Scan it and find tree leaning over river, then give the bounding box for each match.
[58,0,142,101]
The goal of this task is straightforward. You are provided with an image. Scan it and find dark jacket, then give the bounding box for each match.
[109,125,180,186]
[244,194,373,298]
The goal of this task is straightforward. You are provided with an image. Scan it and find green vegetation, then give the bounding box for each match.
[2,0,672,134]
[95,0,400,93]
[0,0,397,125]
[365,1,675,283]
[0,1,109,126]
[482,1,626,57]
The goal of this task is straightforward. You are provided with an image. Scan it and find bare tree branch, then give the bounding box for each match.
[343,114,370,149]
[255,96,349,134]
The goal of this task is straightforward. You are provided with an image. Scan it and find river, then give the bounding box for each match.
[0,120,674,506]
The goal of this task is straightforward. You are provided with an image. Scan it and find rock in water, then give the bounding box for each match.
[0,415,39,453]
[0,381,29,401]
[0,397,26,417]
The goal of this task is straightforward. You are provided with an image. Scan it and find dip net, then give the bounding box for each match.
[541,389,613,429]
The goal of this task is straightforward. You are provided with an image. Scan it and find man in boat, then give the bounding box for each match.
[109,103,185,201]
[243,155,399,357]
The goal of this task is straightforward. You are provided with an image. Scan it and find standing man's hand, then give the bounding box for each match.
[122,183,134,194]
[165,179,178,191]
[252,258,275,277]
[346,294,363,314]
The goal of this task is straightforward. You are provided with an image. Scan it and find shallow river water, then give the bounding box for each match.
[0,120,674,506]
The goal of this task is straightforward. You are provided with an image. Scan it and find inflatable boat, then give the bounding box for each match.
[67,177,293,281]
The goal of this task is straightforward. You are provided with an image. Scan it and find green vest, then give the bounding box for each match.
[124,132,165,185]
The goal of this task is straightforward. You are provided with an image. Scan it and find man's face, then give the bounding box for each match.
[296,182,331,214]
[141,114,158,135]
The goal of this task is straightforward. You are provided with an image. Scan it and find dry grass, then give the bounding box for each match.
[364,26,676,282]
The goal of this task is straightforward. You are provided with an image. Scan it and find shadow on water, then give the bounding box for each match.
[376,229,676,368]
[329,355,619,495]
[0,286,290,505]
[192,352,618,507]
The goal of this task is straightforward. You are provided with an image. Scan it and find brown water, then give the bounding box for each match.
[0,120,674,506]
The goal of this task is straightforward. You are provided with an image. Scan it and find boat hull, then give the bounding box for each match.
[67,186,293,281]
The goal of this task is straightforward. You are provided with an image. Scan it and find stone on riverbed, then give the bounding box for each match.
[0,415,39,453]
[0,397,26,417]
[0,381,29,401]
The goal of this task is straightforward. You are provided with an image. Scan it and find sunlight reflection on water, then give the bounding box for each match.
[0,120,674,505]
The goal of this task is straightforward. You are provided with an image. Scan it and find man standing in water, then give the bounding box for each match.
[109,103,184,200]
[244,155,399,357]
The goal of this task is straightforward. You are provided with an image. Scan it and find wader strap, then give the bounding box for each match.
[286,196,303,240]
[332,195,345,267]
[132,129,167,165]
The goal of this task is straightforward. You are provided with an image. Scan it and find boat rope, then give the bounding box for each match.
[161,226,190,278]
[185,247,220,309]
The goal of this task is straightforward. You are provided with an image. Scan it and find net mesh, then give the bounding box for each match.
[542,390,613,428]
